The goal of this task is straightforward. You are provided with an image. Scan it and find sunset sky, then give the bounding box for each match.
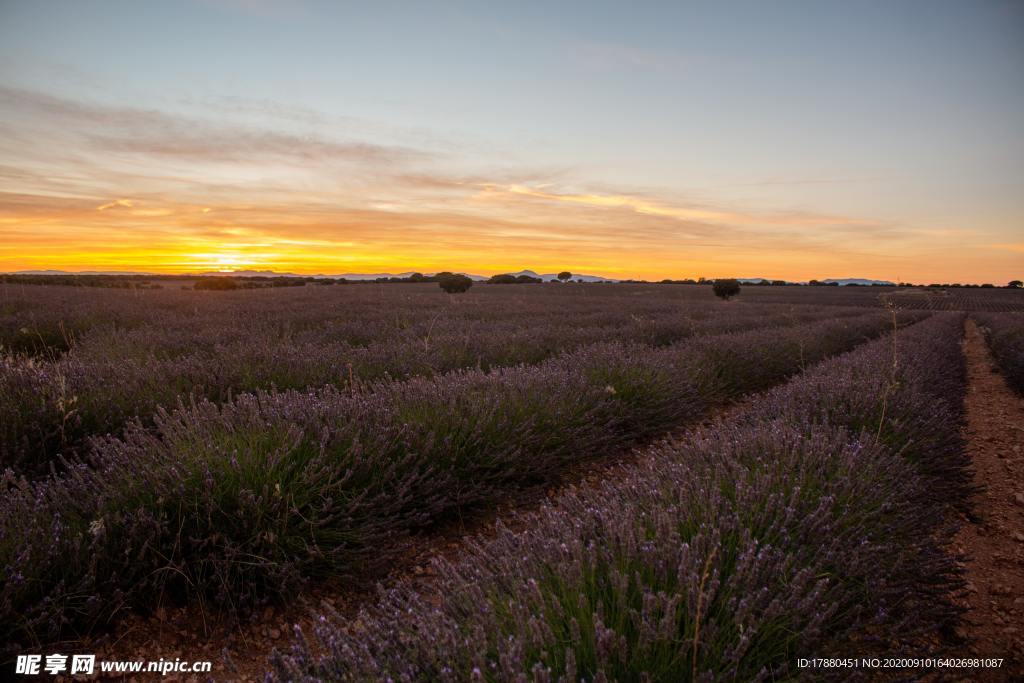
[1,1,1022,283]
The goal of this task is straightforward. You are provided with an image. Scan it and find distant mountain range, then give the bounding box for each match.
[13,269,162,276]
[8,268,619,282]
[7,269,894,286]
[738,277,895,286]
[501,269,617,283]
[195,269,619,282]
[195,270,493,281]
[822,278,896,286]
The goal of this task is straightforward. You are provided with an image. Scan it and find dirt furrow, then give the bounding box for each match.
[950,320,1024,679]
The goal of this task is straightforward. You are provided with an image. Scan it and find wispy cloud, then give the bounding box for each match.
[96,199,134,211]
[0,86,432,168]
[474,183,883,231]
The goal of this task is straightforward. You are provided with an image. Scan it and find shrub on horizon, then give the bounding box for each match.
[713,278,741,300]
[193,277,239,291]
[438,274,473,293]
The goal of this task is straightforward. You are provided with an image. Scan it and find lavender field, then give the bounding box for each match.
[0,282,1020,679]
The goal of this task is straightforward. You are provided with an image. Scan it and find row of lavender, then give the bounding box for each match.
[269,313,969,681]
[4,283,653,355]
[1,282,826,357]
[5,280,1019,354]
[974,313,1024,395]
[0,311,910,653]
[20,282,988,366]
[878,288,1024,312]
[2,291,866,474]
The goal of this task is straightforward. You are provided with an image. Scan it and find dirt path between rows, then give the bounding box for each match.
[949,320,1024,680]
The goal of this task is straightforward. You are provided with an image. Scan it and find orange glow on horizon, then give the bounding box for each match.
[1,187,1021,284]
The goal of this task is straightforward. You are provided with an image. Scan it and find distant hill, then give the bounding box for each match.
[505,269,618,283]
[822,278,895,286]
[14,269,160,276]
[197,269,304,277]
[329,272,417,281]
[330,271,489,281]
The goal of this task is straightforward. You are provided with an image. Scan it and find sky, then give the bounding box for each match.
[0,0,1022,283]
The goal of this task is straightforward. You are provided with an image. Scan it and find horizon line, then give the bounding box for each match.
[3,268,1019,288]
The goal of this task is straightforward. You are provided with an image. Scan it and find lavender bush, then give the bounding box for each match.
[3,281,876,473]
[268,314,968,681]
[0,312,901,652]
[974,312,1024,394]
[738,312,972,506]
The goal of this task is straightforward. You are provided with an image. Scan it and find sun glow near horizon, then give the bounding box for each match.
[2,182,1020,282]
[1,172,1021,282]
